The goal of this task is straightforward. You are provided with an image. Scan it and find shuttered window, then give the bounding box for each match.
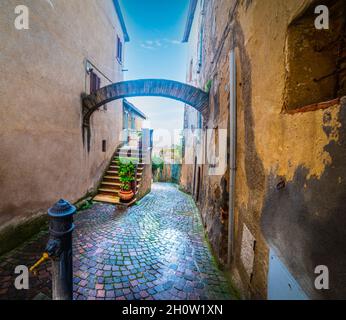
[90,71,101,94]
[117,36,123,63]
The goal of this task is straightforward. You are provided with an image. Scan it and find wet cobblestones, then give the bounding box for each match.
[0,183,233,300]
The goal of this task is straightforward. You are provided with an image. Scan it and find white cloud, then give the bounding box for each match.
[140,43,156,50]
[140,38,180,50]
[164,38,181,45]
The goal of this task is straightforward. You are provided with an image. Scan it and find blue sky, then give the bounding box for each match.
[119,0,189,145]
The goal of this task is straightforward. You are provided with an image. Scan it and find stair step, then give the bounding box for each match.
[99,188,119,194]
[110,164,144,169]
[116,156,142,161]
[106,171,118,175]
[94,145,145,208]
[119,198,137,207]
[93,189,138,202]
[93,194,120,204]
[104,175,120,179]
[101,181,121,187]
[103,177,141,182]
[117,151,142,156]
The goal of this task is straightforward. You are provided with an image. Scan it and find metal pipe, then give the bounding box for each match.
[228,49,237,266]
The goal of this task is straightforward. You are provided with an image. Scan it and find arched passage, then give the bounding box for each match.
[82,79,209,150]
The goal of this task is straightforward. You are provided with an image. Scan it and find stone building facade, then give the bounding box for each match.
[123,99,147,133]
[0,0,129,254]
[181,0,346,299]
[122,99,147,147]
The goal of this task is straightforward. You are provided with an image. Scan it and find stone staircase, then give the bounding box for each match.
[93,145,145,206]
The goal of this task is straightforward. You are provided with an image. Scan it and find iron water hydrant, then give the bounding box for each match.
[30,199,76,300]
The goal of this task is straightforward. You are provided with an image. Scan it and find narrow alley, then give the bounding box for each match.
[1,0,346,304]
[0,183,234,300]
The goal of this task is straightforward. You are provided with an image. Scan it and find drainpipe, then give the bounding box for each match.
[228,49,237,266]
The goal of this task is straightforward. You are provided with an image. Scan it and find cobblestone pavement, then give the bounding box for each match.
[0,231,50,300]
[0,183,233,300]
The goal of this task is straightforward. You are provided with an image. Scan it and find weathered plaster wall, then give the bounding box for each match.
[236,0,346,299]
[137,163,152,201]
[180,0,204,196]
[0,0,124,242]
[182,0,346,299]
[137,149,152,201]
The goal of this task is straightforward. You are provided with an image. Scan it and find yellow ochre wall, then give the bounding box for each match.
[182,0,346,299]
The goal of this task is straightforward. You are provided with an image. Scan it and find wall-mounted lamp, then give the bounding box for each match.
[86,61,93,74]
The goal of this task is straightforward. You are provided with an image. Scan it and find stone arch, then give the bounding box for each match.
[82,79,209,150]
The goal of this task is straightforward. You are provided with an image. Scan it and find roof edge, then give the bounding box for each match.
[123,99,147,120]
[113,0,130,42]
[182,0,198,43]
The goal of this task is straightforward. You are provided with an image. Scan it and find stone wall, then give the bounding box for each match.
[137,162,152,201]
[182,0,346,299]
[137,150,152,201]
[0,0,125,251]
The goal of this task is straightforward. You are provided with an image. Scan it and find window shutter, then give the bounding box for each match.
[118,40,120,60]
[120,41,122,62]
[90,72,101,94]
[116,36,122,62]
[96,75,101,90]
[90,71,95,93]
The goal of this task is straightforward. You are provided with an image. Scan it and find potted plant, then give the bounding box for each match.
[118,161,136,202]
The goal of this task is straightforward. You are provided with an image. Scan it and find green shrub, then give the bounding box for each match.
[119,161,135,191]
[152,156,164,172]
[205,79,212,93]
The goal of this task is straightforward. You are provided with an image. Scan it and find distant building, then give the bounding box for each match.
[122,99,147,147]
[123,99,147,131]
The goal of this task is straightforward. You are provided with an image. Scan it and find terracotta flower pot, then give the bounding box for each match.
[119,189,134,202]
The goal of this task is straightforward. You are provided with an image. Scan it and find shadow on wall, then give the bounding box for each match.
[261,99,346,299]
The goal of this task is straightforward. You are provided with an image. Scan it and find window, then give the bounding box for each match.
[196,167,201,202]
[123,111,129,129]
[90,70,100,94]
[284,0,346,111]
[102,140,107,153]
[183,106,189,129]
[189,59,193,82]
[90,70,107,111]
[214,126,219,158]
[116,36,123,63]
[131,115,136,130]
[197,112,203,129]
[197,27,203,74]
